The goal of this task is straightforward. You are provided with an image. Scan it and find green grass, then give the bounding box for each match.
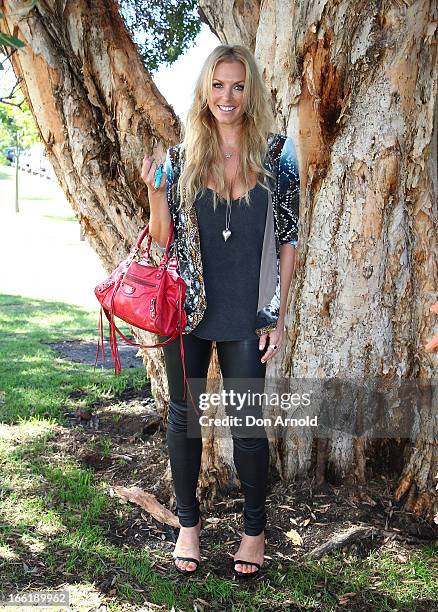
[20,194,57,201]
[89,436,113,457]
[0,165,58,207]
[0,294,436,611]
[0,294,145,423]
[43,214,77,222]
[0,423,186,609]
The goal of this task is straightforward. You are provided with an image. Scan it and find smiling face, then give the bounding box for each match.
[207,59,247,129]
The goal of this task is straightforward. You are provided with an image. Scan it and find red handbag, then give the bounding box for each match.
[94,221,190,399]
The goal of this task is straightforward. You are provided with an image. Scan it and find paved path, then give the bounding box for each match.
[0,165,106,311]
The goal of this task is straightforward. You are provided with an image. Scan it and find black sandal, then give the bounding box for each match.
[233,559,262,579]
[172,555,200,575]
[172,518,202,575]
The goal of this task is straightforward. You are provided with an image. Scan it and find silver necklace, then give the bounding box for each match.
[222,157,239,242]
[223,204,232,241]
[222,143,237,159]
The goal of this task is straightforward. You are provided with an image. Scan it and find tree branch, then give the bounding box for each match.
[0,76,24,107]
[0,97,25,108]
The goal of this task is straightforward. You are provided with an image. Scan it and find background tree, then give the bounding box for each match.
[0,97,40,149]
[1,0,437,520]
[0,0,38,212]
[119,0,201,73]
[0,97,40,210]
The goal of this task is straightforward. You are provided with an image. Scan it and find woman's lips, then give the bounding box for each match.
[218,105,236,112]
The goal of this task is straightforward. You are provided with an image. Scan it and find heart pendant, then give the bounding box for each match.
[222,229,231,242]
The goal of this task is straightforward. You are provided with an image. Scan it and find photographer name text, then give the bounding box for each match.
[199,415,318,427]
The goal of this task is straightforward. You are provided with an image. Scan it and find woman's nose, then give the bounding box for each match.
[222,93,235,102]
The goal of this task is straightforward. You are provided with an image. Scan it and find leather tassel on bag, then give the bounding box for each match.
[93,222,194,408]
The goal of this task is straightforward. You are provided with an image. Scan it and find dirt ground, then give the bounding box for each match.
[47,339,143,369]
[56,395,438,577]
[49,340,438,591]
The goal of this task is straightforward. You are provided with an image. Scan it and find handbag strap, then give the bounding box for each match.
[94,222,201,416]
[134,220,175,263]
[94,315,199,417]
[96,302,180,353]
[94,294,199,416]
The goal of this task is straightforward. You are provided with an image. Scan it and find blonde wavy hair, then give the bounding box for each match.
[177,44,276,212]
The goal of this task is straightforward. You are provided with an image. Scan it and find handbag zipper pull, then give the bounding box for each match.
[150,297,156,319]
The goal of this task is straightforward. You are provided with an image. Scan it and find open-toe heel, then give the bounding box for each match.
[172,555,200,575]
[172,518,202,576]
[233,559,262,579]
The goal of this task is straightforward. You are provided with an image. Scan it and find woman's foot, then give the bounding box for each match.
[173,518,201,572]
[233,531,265,575]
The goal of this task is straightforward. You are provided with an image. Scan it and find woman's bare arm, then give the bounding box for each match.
[141,154,171,248]
[149,191,171,248]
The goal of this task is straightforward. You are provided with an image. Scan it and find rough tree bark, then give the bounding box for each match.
[2,0,437,519]
[202,0,438,518]
[0,0,182,412]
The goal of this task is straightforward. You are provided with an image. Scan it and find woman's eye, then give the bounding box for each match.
[213,84,244,90]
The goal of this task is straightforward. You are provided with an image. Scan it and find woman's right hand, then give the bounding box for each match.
[141,153,166,196]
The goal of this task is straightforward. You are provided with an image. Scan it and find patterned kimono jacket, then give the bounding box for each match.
[164,132,300,337]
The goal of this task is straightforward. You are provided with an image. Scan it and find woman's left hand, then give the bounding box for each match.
[259,325,285,363]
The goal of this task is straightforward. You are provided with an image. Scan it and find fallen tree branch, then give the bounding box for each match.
[303,525,378,560]
[303,524,437,560]
[112,485,180,528]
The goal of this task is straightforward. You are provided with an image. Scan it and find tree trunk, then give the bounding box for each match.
[2,0,437,519]
[201,0,438,520]
[1,0,181,417]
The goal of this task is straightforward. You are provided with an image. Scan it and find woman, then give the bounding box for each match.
[141,44,299,578]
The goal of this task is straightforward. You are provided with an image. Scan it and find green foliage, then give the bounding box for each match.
[0,1,38,68]
[119,0,202,73]
[0,32,25,51]
[1,1,200,76]
[0,98,40,152]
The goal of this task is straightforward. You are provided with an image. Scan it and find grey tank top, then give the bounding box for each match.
[192,182,268,341]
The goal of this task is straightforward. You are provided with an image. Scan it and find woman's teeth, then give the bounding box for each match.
[218,105,235,112]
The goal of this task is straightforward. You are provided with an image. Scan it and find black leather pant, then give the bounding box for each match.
[160,332,269,536]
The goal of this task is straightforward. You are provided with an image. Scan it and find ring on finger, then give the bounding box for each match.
[153,163,164,190]
[269,344,278,350]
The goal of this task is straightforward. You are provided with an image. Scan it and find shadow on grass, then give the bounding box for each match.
[1,431,437,611]
[0,294,146,423]
[1,466,435,612]
[0,293,99,332]
[0,446,162,608]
